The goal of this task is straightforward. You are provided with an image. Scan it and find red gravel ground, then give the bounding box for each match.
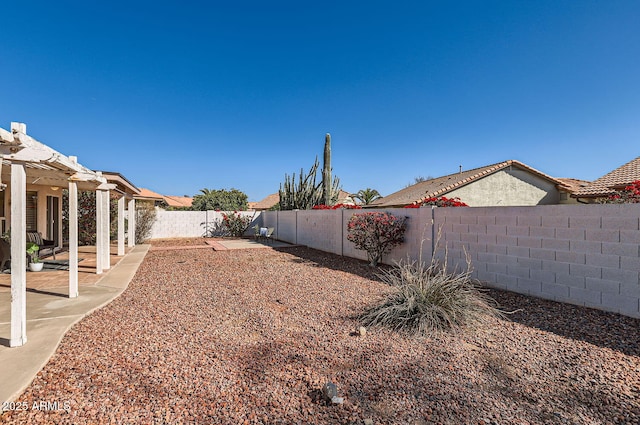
[1,243,638,424]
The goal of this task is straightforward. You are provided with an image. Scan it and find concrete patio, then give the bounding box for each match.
[0,244,149,404]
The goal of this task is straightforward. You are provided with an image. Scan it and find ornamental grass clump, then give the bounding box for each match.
[360,250,502,335]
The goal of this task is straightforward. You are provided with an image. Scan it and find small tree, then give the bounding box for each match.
[352,188,382,205]
[135,204,157,243]
[192,188,249,211]
[346,212,407,267]
[62,190,118,245]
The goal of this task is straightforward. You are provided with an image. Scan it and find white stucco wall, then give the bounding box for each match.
[449,168,560,206]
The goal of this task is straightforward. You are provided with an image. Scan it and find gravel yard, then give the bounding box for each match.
[1,241,638,424]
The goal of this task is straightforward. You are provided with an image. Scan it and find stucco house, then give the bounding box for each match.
[370,160,584,208]
[571,156,640,203]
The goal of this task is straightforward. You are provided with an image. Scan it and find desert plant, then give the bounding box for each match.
[221,212,253,237]
[135,204,157,243]
[346,212,407,267]
[322,133,333,206]
[360,248,502,335]
[279,135,341,210]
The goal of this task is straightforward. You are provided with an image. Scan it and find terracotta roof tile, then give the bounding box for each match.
[136,188,165,201]
[253,193,280,210]
[573,157,640,198]
[163,195,193,208]
[556,178,591,193]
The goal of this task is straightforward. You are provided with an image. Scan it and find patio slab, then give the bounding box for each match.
[208,238,299,250]
[0,244,150,405]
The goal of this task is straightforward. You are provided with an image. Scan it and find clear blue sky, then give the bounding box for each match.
[1,1,639,202]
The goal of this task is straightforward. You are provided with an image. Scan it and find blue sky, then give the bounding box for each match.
[1,1,639,202]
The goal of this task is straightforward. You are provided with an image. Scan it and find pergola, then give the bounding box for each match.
[0,122,136,347]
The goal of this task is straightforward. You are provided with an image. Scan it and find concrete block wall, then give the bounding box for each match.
[262,205,640,318]
[151,210,260,239]
[435,204,639,319]
[263,208,433,265]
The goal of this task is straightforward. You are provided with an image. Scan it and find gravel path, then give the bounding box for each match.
[1,242,638,424]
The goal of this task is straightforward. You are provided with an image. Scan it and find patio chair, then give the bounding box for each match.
[0,239,10,272]
[26,231,58,260]
[263,227,275,244]
[256,227,275,243]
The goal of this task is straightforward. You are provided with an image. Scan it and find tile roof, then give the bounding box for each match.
[555,178,591,193]
[136,188,165,201]
[370,160,566,207]
[572,156,640,198]
[252,193,280,210]
[163,195,193,208]
[136,188,193,208]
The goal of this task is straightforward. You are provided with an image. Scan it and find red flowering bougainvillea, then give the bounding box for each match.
[346,212,407,267]
[604,180,640,204]
[404,196,469,208]
[312,203,362,210]
[221,211,253,237]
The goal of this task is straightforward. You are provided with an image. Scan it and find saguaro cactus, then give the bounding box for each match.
[322,133,332,206]
[278,134,341,210]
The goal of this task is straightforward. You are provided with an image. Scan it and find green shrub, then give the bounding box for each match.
[222,212,253,237]
[360,251,501,335]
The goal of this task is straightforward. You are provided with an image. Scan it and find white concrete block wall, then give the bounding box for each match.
[435,204,640,319]
[296,210,343,254]
[151,210,208,238]
[151,210,260,239]
[264,208,432,264]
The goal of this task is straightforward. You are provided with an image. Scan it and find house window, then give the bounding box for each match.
[26,191,37,232]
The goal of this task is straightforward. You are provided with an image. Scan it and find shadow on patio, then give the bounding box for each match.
[0,244,130,295]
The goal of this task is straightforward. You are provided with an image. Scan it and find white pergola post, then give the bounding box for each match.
[117,195,125,256]
[10,162,27,347]
[128,198,136,247]
[68,180,78,298]
[95,190,103,275]
[102,189,110,269]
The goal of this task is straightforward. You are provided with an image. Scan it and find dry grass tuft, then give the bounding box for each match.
[360,249,502,335]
